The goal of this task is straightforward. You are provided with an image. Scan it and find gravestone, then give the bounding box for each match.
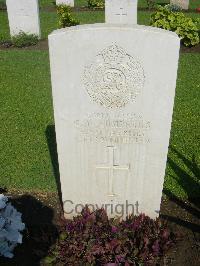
[105,0,138,24]
[56,0,74,7]
[49,24,180,219]
[170,0,189,10]
[6,0,40,37]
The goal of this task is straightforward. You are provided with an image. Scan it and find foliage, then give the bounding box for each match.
[57,4,80,28]
[0,194,25,258]
[0,39,12,48]
[150,6,200,46]
[87,0,104,10]
[46,207,175,265]
[1,3,200,40]
[11,32,39,48]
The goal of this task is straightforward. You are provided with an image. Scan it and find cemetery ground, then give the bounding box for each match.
[0,0,200,50]
[0,1,200,265]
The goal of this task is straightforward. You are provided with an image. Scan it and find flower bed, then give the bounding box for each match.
[46,207,176,265]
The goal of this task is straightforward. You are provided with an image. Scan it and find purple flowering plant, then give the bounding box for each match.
[46,207,175,265]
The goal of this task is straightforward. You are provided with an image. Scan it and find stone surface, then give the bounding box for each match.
[48,24,180,219]
[56,0,74,7]
[170,0,189,10]
[6,0,40,37]
[105,0,138,24]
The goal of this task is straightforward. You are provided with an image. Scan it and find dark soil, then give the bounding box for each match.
[1,4,199,13]
[41,6,104,12]
[181,44,200,54]
[0,39,199,54]
[0,190,62,266]
[41,6,200,14]
[159,196,200,265]
[0,9,199,264]
[0,5,6,12]
[0,187,199,266]
[0,40,49,51]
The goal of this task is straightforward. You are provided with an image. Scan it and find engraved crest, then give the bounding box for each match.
[83,45,145,109]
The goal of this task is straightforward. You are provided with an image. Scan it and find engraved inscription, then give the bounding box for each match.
[16,7,34,17]
[115,7,127,22]
[83,45,145,109]
[75,113,150,144]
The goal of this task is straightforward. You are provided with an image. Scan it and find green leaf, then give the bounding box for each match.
[59,232,68,241]
[43,256,57,264]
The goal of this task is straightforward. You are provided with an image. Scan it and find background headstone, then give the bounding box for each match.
[56,0,74,7]
[49,24,180,219]
[170,0,189,10]
[6,0,41,37]
[105,0,138,24]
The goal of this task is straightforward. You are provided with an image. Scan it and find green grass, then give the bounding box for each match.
[40,0,55,7]
[0,51,199,197]
[41,12,58,38]
[73,10,153,26]
[39,0,200,9]
[164,53,200,198]
[75,10,104,23]
[0,1,199,198]
[0,0,199,9]
[0,11,58,41]
[0,51,55,191]
[0,9,199,41]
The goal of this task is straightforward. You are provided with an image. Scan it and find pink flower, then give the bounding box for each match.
[111,226,118,233]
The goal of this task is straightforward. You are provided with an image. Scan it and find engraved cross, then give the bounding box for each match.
[115,7,127,23]
[96,146,129,197]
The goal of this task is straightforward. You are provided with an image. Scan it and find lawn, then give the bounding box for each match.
[0,50,199,198]
[0,8,199,41]
[0,0,199,9]
[0,1,199,199]
[0,51,55,191]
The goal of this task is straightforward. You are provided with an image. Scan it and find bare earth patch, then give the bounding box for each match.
[0,40,199,53]
[0,188,199,266]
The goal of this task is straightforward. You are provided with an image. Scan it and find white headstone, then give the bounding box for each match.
[49,24,180,219]
[105,0,138,24]
[170,0,189,10]
[56,0,74,7]
[6,0,40,37]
